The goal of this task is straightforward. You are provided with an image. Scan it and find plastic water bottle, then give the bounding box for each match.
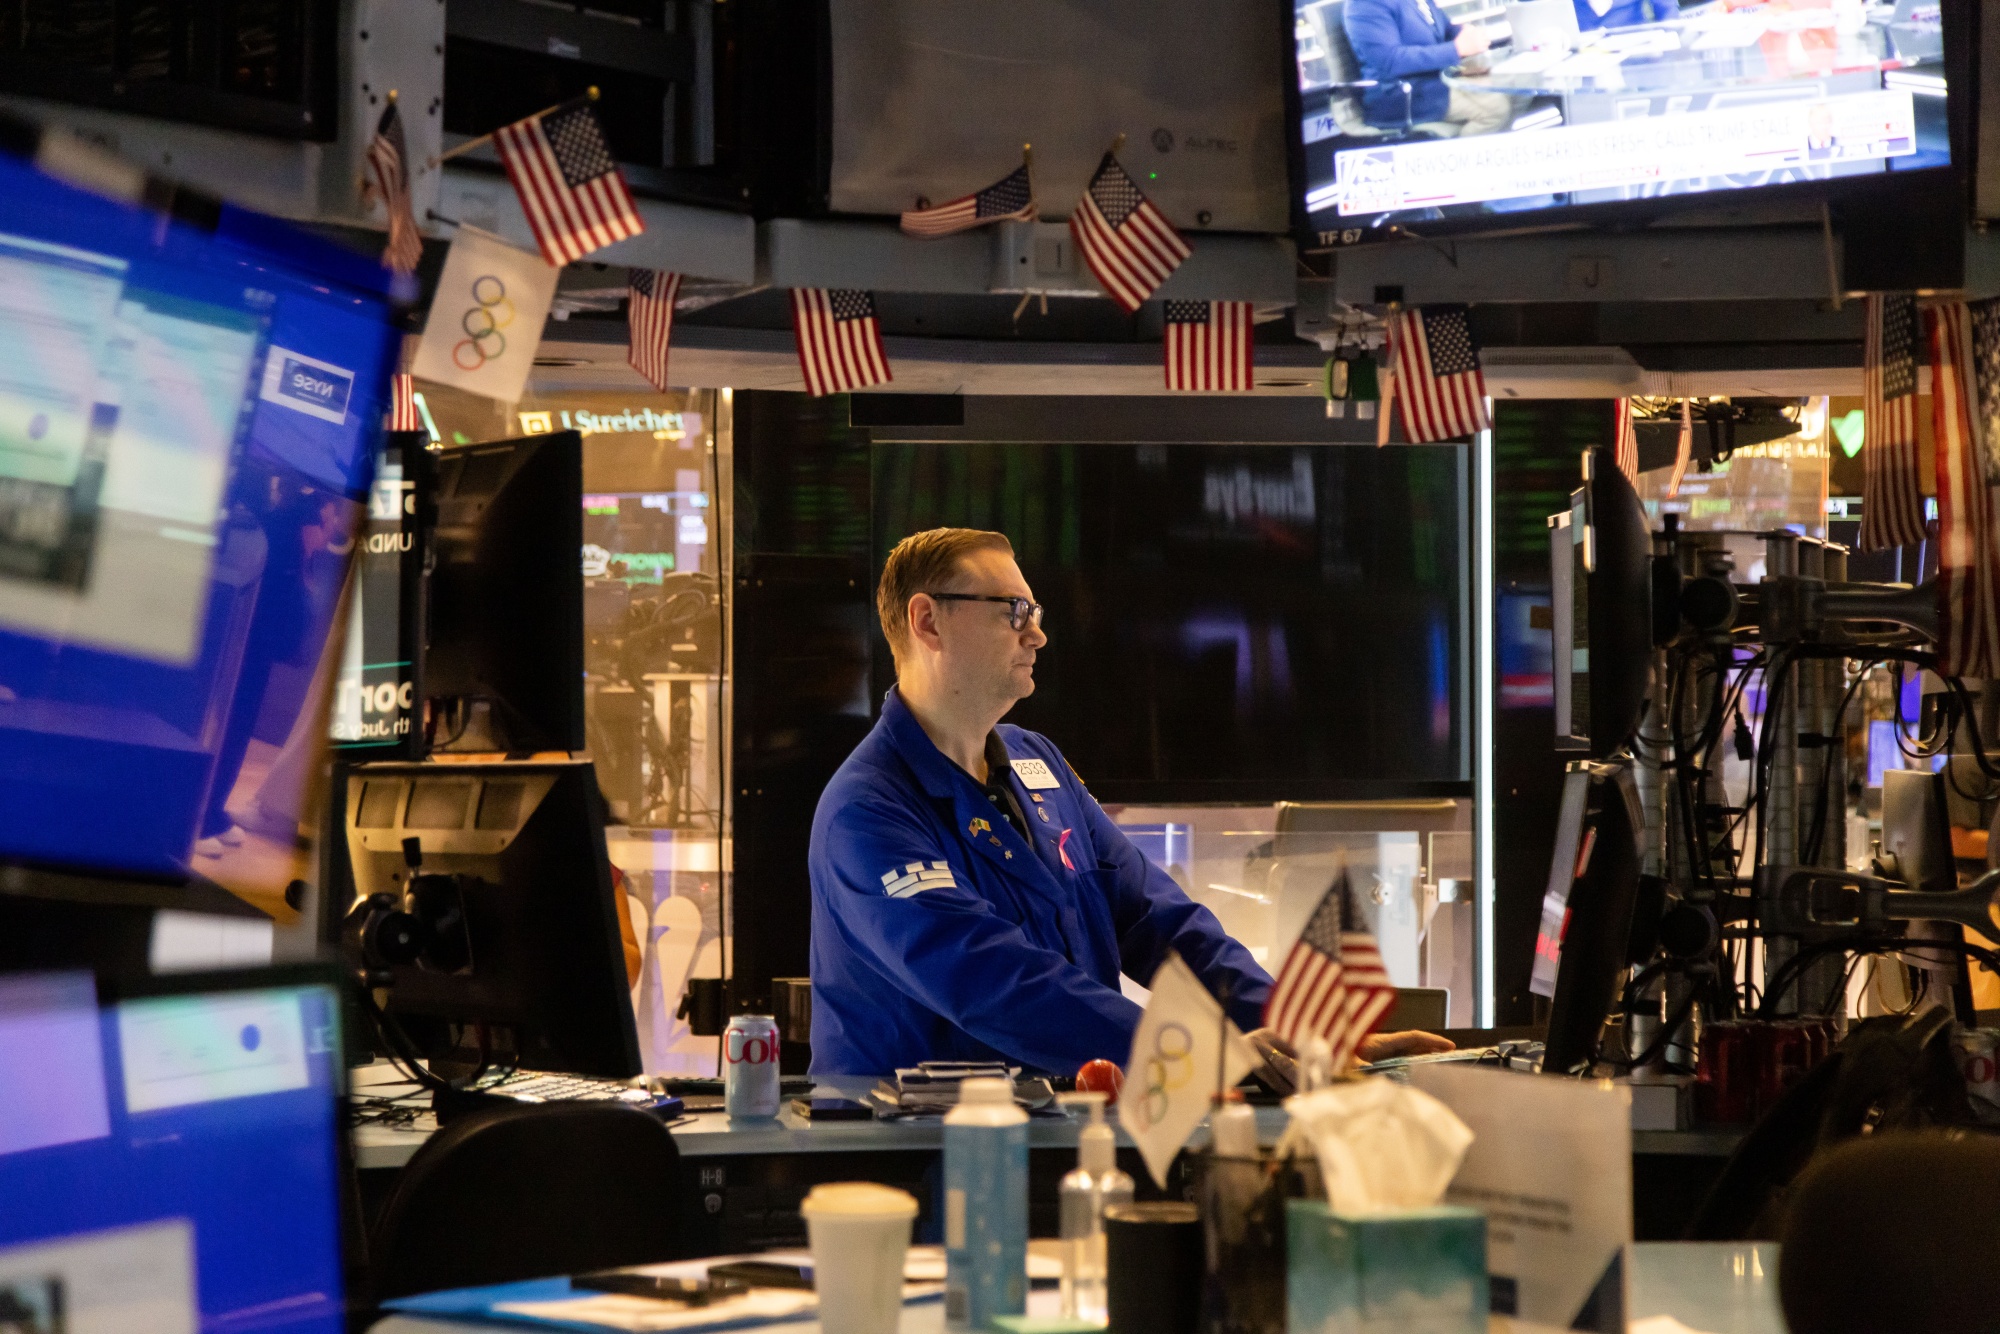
[944,1076,1027,1330]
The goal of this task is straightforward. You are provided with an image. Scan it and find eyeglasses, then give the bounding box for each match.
[925,593,1044,632]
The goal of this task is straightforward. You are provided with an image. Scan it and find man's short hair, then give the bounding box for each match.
[877,527,1014,664]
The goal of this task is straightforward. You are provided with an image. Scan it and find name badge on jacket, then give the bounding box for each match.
[1010,758,1061,790]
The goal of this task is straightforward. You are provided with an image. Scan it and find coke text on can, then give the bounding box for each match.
[724,1014,780,1118]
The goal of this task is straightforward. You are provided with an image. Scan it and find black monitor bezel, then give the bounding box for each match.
[1282,0,1977,252]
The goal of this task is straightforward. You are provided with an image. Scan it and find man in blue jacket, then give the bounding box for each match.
[807,527,1451,1079]
[1343,0,1515,135]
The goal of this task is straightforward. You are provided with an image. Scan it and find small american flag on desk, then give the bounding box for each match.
[1164,301,1252,392]
[901,162,1036,238]
[1390,305,1489,443]
[493,98,645,266]
[1262,872,1395,1071]
[1069,151,1190,313]
[791,289,892,397]
[1859,293,1927,552]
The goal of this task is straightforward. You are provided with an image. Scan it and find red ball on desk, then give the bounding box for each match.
[1076,1059,1124,1103]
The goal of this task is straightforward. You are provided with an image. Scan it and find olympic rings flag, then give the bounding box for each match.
[412,225,559,404]
[1123,952,1258,1189]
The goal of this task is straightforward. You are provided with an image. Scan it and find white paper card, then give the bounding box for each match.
[1408,1064,1631,1332]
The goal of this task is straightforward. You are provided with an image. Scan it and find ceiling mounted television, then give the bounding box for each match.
[1288,0,1963,246]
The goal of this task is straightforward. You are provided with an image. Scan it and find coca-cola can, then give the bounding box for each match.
[724,1013,781,1118]
[1954,1027,2000,1126]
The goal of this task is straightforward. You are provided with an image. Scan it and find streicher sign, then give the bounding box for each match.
[519,407,686,437]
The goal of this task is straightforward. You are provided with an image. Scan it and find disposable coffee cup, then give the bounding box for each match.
[802,1182,919,1334]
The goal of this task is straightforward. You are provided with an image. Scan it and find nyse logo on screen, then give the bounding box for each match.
[259,345,355,426]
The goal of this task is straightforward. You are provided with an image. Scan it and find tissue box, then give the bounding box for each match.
[1285,1200,1485,1334]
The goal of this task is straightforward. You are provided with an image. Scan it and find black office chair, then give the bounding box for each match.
[369,1101,683,1301]
[1779,1132,2000,1334]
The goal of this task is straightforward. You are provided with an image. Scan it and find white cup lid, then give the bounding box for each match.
[801,1182,919,1217]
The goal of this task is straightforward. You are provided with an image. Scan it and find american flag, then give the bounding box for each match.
[1859,293,1927,552]
[1261,873,1396,1071]
[364,101,423,275]
[493,99,645,267]
[1929,301,2000,678]
[791,289,891,397]
[1972,298,2000,485]
[1069,152,1190,313]
[901,162,1036,238]
[1164,301,1253,392]
[1613,399,1639,484]
[1667,398,1693,498]
[1390,305,1489,443]
[627,269,681,392]
[387,373,420,433]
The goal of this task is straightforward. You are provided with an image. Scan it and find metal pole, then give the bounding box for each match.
[1762,533,1800,1011]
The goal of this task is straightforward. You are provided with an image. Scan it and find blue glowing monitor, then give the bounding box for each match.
[0,137,402,899]
[0,967,348,1333]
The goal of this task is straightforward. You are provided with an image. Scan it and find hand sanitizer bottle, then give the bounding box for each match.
[1056,1093,1134,1325]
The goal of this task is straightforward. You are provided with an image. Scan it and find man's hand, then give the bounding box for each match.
[1357,1030,1456,1063]
[1245,1028,1298,1096]
[1453,24,1492,57]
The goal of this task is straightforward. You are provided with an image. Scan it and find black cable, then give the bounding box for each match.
[1756,935,2000,1020]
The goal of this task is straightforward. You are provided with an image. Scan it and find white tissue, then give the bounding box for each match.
[1284,1078,1475,1215]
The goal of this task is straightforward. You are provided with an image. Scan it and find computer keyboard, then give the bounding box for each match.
[434,1068,686,1123]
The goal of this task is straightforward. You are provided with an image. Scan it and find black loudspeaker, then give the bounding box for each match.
[1779,1133,2000,1334]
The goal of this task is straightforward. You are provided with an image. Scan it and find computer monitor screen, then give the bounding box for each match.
[0,967,348,1333]
[426,432,585,755]
[1290,0,1956,243]
[0,143,400,901]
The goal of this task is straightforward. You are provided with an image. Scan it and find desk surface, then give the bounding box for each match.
[350,1067,1747,1172]
[348,1069,1286,1171]
[370,1241,1785,1334]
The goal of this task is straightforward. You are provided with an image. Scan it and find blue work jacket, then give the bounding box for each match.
[1344,0,1460,127]
[807,687,1273,1078]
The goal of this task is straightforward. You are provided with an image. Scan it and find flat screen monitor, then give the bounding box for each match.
[1548,446,1652,759]
[1533,761,1644,1075]
[1290,0,1960,244]
[0,135,401,903]
[425,433,585,756]
[341,759,639,1079]
[871,440,1470,801]
[0,965,349,1333]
